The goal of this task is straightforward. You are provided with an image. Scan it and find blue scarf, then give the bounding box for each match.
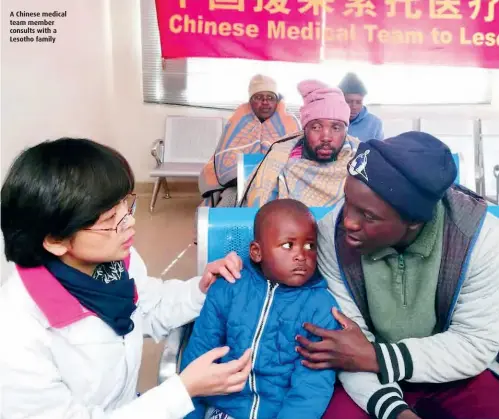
[45,259,137,336]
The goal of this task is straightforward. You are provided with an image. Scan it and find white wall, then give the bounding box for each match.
[1,0,115,278]
[1,0,114,179]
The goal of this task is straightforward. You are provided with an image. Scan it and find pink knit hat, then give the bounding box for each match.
[298,80,350,127]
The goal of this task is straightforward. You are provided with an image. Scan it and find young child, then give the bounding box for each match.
[181,199,341,419]
[0,138,251,419]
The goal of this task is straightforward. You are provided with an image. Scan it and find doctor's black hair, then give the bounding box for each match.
[1,138,134,267]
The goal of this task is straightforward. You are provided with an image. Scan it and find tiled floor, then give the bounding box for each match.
[133,190,200,394]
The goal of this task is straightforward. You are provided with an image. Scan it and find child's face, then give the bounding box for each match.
[250,212,317,287]
[44,195,136,276]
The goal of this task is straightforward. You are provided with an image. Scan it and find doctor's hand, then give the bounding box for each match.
[199,251,243,293]
[180,346,252,397]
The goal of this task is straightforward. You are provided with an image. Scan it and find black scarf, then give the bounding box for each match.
[45,259,137,336]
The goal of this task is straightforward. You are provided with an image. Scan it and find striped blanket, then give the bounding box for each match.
[198,101,300,207]
[242,133,360,208]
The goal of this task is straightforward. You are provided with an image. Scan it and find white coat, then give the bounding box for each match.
[0,247,206,419]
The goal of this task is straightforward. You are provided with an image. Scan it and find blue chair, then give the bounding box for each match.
[452,153,461,185]
[236,153,265,203]
[197,204,498,269]
[196,206,335,273]
[236,153,462,203]
[488,205,499,218]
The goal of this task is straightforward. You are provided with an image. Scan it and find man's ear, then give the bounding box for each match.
[249,241,262,263]
[43,235,70,257]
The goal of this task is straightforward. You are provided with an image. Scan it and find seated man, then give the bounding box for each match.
[241,80,360,208]
[339,73,383,142]
[198,74,300,208]
[296,132,499,419]
[181,199,340,419]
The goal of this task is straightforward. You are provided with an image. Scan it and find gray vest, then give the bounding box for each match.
[334,184,488,335]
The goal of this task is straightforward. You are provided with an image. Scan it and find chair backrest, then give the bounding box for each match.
[236,153,265,203]
[162,116,225,163]
[382,119,416,138]
[236,151,462,202]
[420,119,474,189]
[488,205,499,218]
[197,204,499,274]
[480,119,499,204]
[197,206,335,274]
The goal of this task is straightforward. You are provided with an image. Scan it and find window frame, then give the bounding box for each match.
[141,0,494,112]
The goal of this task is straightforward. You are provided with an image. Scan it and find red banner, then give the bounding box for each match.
[155,0,499,69]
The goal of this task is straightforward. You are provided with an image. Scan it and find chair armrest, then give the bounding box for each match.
[151,139,164,165]
[157,323,194,385]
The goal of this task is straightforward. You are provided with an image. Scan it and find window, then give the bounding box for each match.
[142,0,492,112]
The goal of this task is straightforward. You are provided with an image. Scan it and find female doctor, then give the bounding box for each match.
[0,138,251,419]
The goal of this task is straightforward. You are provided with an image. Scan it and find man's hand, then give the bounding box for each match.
[296,307,379,372]
[199,251,243,293]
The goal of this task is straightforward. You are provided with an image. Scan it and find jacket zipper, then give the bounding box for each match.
[398,254,407,307]
[112,335,129,403]
[249,281,278,419]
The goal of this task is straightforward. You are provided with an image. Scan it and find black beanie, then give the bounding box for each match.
[338,73,367,96]
[347,132,457,222]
